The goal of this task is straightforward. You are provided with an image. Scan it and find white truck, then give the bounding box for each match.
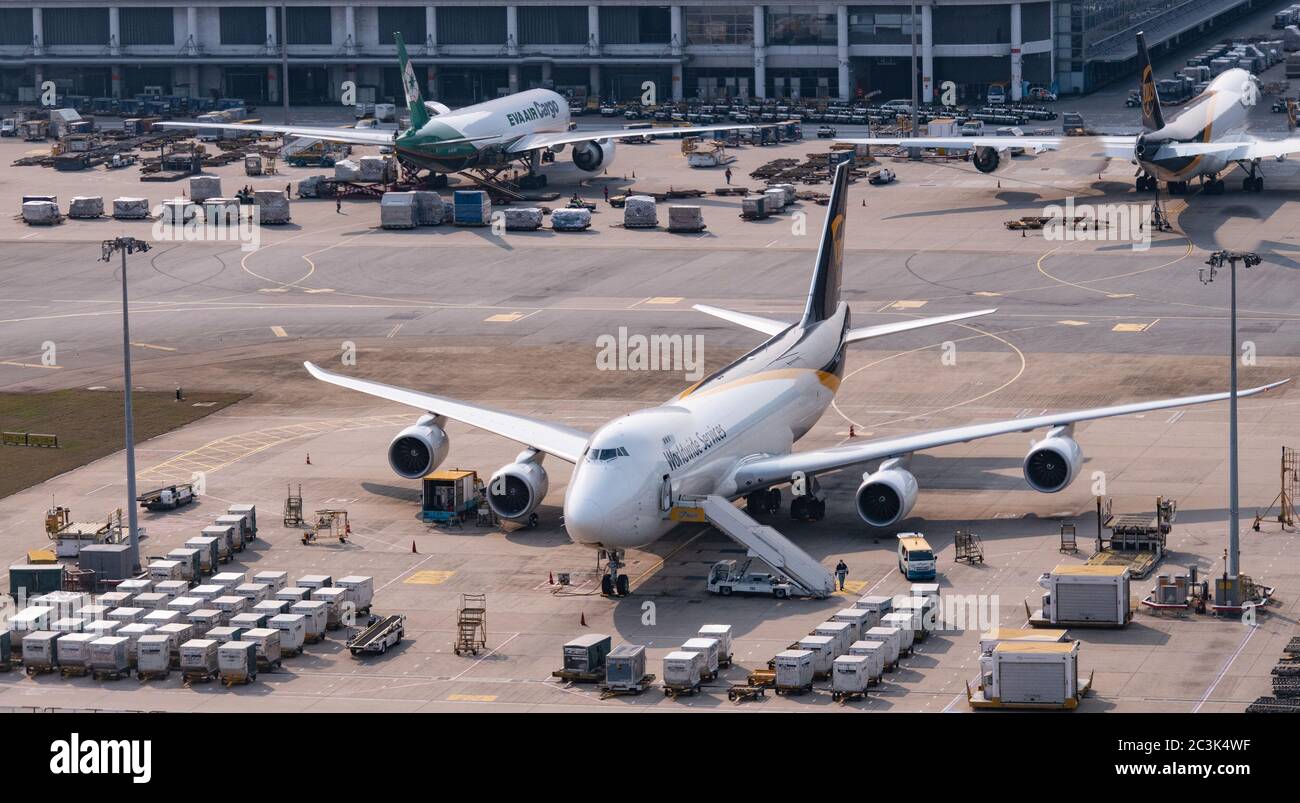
[137,484,195,511]
[707,559,809,599]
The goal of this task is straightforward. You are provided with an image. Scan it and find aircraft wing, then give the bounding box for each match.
[304,362,591,463]
[730,380,1289,488]
[833,136,1061,152]
[1099,136,1139,158]
[1155,138,1300,162]
[156,121,399,146]
[505,122,781,154]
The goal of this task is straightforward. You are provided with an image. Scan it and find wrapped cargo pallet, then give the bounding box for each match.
[112,197,150,219]
[253,190,291,224]
[380,192,418,229]
[452,190,492,226]
[202,197,240,226]
[296,175,325,198]
[623,195,658,228]
[775,183,797,205]
[503,207,543,230]
[551,207,592,231]
[667,205,706,232]
[763,188,787,211]
[188,175,222,203]
[333,159,360,182]
[358,155,394,183]
[68,196,104,218]
[412,191,445,225]
[22,200,61,225]
[741,194,768,220]
[160,199,194,225]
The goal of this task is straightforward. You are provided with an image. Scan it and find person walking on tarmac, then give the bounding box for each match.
[724,167,733,185]
[835,560,848,591]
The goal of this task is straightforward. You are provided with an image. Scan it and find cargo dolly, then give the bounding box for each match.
[831,689,867,704]
[728,672,771,703]
[348,614,406,656]
[60,664,90,679]
[221,672,255,687]
[137,668,171,682]
[92,666,130,681]
[182,669,216,685]
[773,681,813,696]
[598,673,656,699]
[551,668,604,683]
[662,680,702,699]
[25,662,57,677]
[453,593,487,656]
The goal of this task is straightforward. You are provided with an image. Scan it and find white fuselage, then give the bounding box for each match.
[427,88,570,146]
[563,306,848,550]
[1141,68,1256,181]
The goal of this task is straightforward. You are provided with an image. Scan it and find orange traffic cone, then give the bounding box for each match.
[411,540,417,554]
[849,425,856,438]
[548,571,554,585]
[305,453,311,465]
[580,612,587,626]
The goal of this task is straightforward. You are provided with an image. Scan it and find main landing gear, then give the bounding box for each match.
[1239,162,1264,193]
[599,548,630,597]
[1136,173,1159,192]
[1201,175,1226,195]
[746,487,782,515]
[790,494,826,522]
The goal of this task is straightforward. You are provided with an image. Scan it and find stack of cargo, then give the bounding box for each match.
[160,198,194,225]
[453,190,492,226]
[380,191,419,229]
[741,194,768,220]
[622,195,658,228]
[503,207,543,231]
[22,200,61,225]
[551,207,591,231]
[253,190,291,224]
[188,175,222,203]
[68,196,104,218]
[112,197,150,219]
[56,633,96,676]
[333,160,360,181]
[772,649,814,694]
[219,641,258,684]
[412,191,445,225]
[763,187,788,212]
[180,638,219,681]
[667,205,705,232]
[358,155,394,183]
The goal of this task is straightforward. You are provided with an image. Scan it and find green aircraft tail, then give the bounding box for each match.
[395,33,431,131]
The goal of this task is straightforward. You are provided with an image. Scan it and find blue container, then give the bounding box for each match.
[452,191,491,226]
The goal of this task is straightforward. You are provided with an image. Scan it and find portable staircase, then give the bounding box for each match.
[454,593,488,656]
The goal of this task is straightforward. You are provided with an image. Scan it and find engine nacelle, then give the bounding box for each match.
[487,457,549,520]
[387,416,449,479]
[970,146,1004,174]
[1023,432,1083,493]
[423,100,452,117]
[855,463,919,528]
[572,138,617,172]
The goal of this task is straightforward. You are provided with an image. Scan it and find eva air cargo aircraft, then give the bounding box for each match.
[160,33,770,187]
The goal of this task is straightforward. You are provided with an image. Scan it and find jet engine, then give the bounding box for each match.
[855,458,919,527]
[487,452,550,521]
[387,415,449,479]
[1023,428,1083,493]
[572,138,617,172]
[970,146,1004,174]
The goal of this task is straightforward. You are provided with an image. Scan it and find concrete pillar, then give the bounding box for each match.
[427,65,437,98]
[266,6,278,54]
[109,6,121,56]
[588,6,600,55]
[186,7,198,56]
[506,6,518,56]
[670,5,682,56]
[753,5,766,100]
[267,66,279,103]
[344,6,357,56]
[541,61,552,85]
[31,7,43,56]
[589,64,601,99]
[922,4,934,103]
[836,5,850,100]
[1010,2,1023,101]
[508,64,520,94]
[672,62,683,101]
[111,66,123,99]
[190,64,200,98]
[426,5,437,53]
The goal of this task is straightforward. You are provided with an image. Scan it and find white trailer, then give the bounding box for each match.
[831,654,872,701]
[697,624,734,667]
[970,641,1090,709]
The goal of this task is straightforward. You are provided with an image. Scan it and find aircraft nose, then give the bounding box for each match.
[564,497,609,546]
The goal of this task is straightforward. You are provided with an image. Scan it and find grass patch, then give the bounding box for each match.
[0,389,246,500]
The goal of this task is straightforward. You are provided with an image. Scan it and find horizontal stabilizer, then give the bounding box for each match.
[692,304,791,337]
[846,308,997,343]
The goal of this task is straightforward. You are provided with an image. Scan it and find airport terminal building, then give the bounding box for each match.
[0,0,1268,107]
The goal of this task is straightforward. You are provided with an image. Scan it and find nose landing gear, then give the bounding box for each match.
[599,548,631,597]
[1136,173,1158,192]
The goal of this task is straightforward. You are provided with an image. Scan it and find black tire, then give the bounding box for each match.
[775,588,788,599]
[720,585,732,596]
[528,513,539,529]
[601,574,615,595]
[615,574,630,597]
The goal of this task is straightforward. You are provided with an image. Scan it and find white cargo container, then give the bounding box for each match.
[76,604,112,622]
[96,591,133,609]
[89,636,130,676]
[979,626,1069,654]
[233,583,270,605]
[241,627,282,668]
[56,632,97,668]
[157,623,195,663]
[853,595,892,623]
[831,608,872,642]
[977,641,1083,708]
[892,596,931,639]
[211,595,249,618]
[680,637,720,678]
[227,504,258,538]
[143,610,181,628]
[218,640,258,683]
[881,612,917,655]
[268,613,307,655]
[189,584,224,602]
[207,625,245,643]
[864,626,902,669]
[229,612,267,632]
[180,638,219,676]
[210,572,245,592]
[832,654,872,697]
[32,591,87,617]
[275,587,311,604]
[116,578,153,596]
[911,583,941,604]
[167,596,203,616]
[814,621,853,656]
[1039,565,1130,626]
[148,559,184,582]
[117,623,155,660]
[773,649,814,691]
[12,606,54,634]
[83,619,122,638]
[297,574,333,591]
[198,526,234,562]
[107,606,145,625]
[847,640,886,682]
[168,548,204,581]
[154,580,190,599]
[187,609,223,635]
[252,571,287,592]
[214,514,250,550]
[697,624,733,666]
[797,634,837,675]
[336,576,374,613]
[662,650,704,690]
[133,592,169,610]
[253,600,290,618]
[312,586,352,628]
[22,631,61,671]
[53,617,85,633]
[136,634,172,676]
[290,600,327,642]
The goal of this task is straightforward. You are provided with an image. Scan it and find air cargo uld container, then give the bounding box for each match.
[662,650,704,689]
[1038,565,1130,626]
[847,640,886,682]
[188,609,223,635]
[97,591,133,609]
[268,614,306,655]
[214,514,250,550]
[893,596,932,639]
[12,606,55,636]
[166,547,202,579]
[88,636,130,676]
[133,592,168,611]
[697,624,733,666]
[881,613,917,655]
[253,600,290,618]
[22,631,61,672]
[188,584,224,603]
[207,625,245,643]
[158,623,195,656]
[53,617,85,633]
[252,571,287,593]
[180,638,219,676]
[298,574,333,591]
[680,637,720,678]
[563,634,612,674]
[211,595,249,619]
[83,620,121,639]
[229,612,267,632]
[979,627,1068,654]
[136,634,172,676]
[143,610,181,629]
[604,644,648,690]
[210,571,245,592]
[773,649,814,691]
[241,627,281,668]
[107,606,145,625]
[832,654,872,697]
[864,626,902,669]
[336,576,374,613]
[853,595,892,625]
[148,559,184,582]
[34,591,89,614]
[166,596,203,616]
[975,641,1084,709]
[117,623,155,661]
[197,527,233,562]
[233,583,270,605]
[312,587,353,628]
[76,604,111,622]
[276,587,311,605]
[56,632,96,669]
[227,504,258,538]
[797,635,837,676]
[814,621,853,656]
[290,600,327,642]
[155,580,189,600]
[831,608,872,642]
[218,641,258,683]
[116,578,153,596]
[0,631,9,666]
[9,564,64,598]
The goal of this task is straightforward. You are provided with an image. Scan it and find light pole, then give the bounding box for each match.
[280,2,290,125]
[100,236,152,573]
[1200,249,1260,605]
[909,0,920,158]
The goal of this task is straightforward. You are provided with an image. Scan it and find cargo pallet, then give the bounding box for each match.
[221,673,255,687]
[598,673,657,699]
[831,689,868,704]
[773,683,813,696]
[25,664,57,677]
[92,668,129,681]
[552,668,603,683]
[727,684,768,703]
[747,668,775,687]
[663,682,702,699]
[60,665,90,678]
[137,670,171,681]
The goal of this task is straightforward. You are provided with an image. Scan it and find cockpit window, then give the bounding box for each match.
[587,446,629,462]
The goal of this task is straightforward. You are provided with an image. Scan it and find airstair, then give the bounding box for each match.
[681,495,835,598]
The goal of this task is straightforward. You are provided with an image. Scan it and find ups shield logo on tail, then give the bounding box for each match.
[1141,67,1157,120]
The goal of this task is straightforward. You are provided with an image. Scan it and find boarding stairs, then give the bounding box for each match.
[679,495,835,598]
